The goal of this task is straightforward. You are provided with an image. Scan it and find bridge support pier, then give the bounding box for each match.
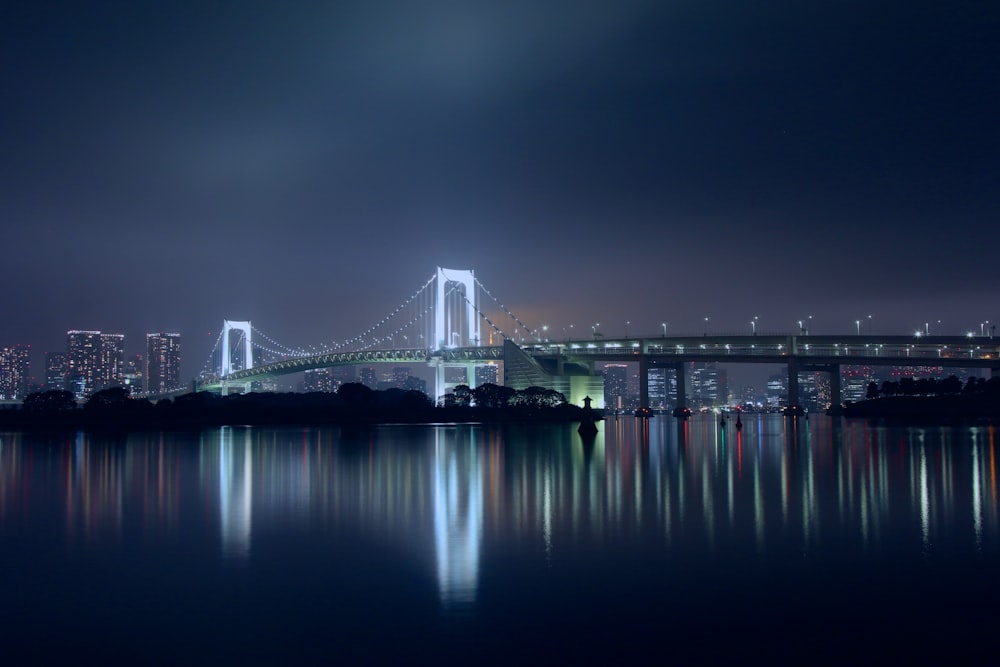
[674,362,687,414]
[638,356,649,410]
[787,360,800,410]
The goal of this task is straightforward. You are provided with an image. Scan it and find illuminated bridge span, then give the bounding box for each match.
[201,267,999,410]
[524,334,1000,411]
[201,346,504,389]
[201,266,529,397]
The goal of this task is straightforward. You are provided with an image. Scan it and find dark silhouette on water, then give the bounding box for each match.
[577,395,602,437]
[3,383,595,432]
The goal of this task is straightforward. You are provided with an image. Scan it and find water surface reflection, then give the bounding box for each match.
[1,417,998,661]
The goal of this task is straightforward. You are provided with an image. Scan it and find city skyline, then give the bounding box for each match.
[2,2,997,388]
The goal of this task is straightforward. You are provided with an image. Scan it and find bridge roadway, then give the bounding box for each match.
[526,333,1000,411]
[204,334,999,409]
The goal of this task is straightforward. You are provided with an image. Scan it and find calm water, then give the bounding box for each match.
[1,415,998,663]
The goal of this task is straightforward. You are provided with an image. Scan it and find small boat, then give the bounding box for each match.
[736,413,743,430]
[634,406,653,418]
[719,414,726,428]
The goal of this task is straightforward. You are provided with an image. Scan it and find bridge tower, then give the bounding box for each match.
[434,267,480,349]
[433,268,482,401]
[220,320,253,394]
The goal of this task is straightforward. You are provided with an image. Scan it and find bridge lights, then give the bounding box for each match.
[750,317,757,335]
[661,322,668,337]
[855,320,861,336]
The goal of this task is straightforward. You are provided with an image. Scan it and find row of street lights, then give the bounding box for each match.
[549,315,994,341]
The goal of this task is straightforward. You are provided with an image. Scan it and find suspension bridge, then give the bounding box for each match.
[198,267,571,400]
[198,266,1000,412]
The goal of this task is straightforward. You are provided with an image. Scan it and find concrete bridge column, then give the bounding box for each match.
[674,362,687,411]
[787,360,800,408]
[828,364,842,414]
[639,356,649,409]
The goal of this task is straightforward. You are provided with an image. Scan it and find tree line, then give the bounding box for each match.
[865,375,1000,400]
[7,382,581,430]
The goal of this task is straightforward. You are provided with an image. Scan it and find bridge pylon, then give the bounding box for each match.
[221,320,253,395]
[433,268,483,401]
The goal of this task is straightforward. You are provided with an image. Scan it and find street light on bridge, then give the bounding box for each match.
[661,322,668,337]
[855,320,861,336]
[625,320,630,338]
[751,316,758,335]
[704,317,710,336]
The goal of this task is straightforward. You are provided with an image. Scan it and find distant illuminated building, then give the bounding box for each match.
[444,366,468,385]
[0,344,30,399]
[99,333,126,390]
[889,365,946,379]
[67,330,102,397]
[358,367,378,389]
[475,363,499,386]
[45,352,67,391]
[602,364,628,410]
[402,375,428,394]
[376,366,412,391]
[798,371,830,411]
[689,362,725,408]
[303,368,336,392]
[123,354,144,393]
[842,365,876,404]
[766,374,787,407]
[648,368,667,409]
[146,333,181,394]
[330,366,355,386]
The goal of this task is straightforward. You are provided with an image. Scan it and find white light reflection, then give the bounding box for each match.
[219,427,252,559]
[972,437,982,550]
[543,467,552,566]
[433,429,483,611]
[919,444,930,554]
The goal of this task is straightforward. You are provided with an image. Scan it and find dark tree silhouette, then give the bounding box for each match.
[338,382,376,407]
[471,383,516,409]
[451,384,473,407]
[22,390,76,411]
[938,375,963,395]
[85,386,131,410]
[511,386,566,409]
[866,382,879,400]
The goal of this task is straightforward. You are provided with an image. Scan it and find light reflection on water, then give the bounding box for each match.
[1,416,998,660]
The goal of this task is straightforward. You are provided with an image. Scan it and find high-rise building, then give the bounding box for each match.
[689,362,725,408]
[45,352,67,391]
[648,368,667,409]
[123,354,144,393]
[145,333,181,394]
[67,330,102,397]
[0,344,30,399]
[99,333,126,390]
[602,364,628,411]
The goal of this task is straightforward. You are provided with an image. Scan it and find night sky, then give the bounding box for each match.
[2,1,998,382]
